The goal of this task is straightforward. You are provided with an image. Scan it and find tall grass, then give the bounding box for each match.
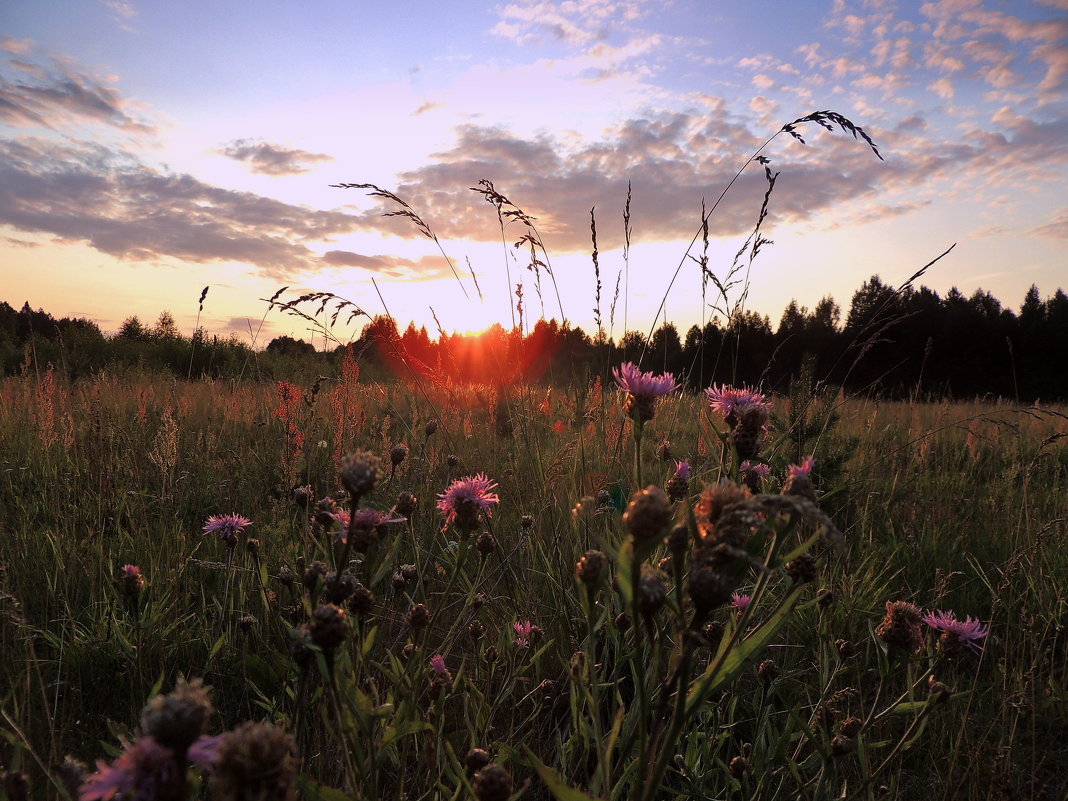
[1,111,1066,801]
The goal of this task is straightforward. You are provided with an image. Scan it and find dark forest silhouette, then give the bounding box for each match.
[4,276,1067,401]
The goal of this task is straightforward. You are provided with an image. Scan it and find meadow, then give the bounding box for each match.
[2,111,1066,801]
[0,358,1065,801]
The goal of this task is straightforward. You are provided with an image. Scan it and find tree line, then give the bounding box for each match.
[3,276,1066,401]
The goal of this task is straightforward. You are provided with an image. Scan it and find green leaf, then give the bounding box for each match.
[380,719,432,749]
[526,748,603,801]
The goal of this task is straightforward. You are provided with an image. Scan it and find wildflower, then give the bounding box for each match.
[786,553,819,584]
[390,444,408,467]
[211,722,297,801]
[119,564,144,598]
[923,610,989,656]
[339,506,405,551]
[731,592,751,612]
[79,737,181,801]
[476,531,497,555]
[782,456,818,503]
[613,362,680,423]
[622,485,673,543]
[875,600,924,653]
[694,481,752,547]
[437,474,500,533]
[465,748,491,773]
[308,604,351,651]
[666,460,691,502]
[394,492,418,517]
[473,764,513,801]
[638,566,668,615]
[407,603,431,629]
[687,563,735,614]
[757,659,779,683]
[514,620,534,649]
[347,583,375,617]
[705,384,770,423]
[740,460,771,493]
[339,450,380,498]
[202,514,252,548]
[575,549,607,586]
[140,677,214,756]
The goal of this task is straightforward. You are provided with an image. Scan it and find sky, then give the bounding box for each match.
[1,0,1066,346]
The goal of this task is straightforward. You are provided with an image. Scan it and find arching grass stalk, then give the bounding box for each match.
[640,110,883,367]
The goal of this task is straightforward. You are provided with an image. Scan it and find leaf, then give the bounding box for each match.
[380,720,432,749]
[525,748,603,801]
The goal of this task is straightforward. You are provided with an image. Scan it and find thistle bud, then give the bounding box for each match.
[339,450,380,498]
[575,549,607,586]
[309,604,351,651]
[407,603,431,629]
[473,764,513,801]
[623,486,673,543]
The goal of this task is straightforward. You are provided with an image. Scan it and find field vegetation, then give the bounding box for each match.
[1,111,1066,801]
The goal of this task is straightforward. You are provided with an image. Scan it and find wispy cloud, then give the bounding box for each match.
[217,139,334,176]
[0,53,154,133]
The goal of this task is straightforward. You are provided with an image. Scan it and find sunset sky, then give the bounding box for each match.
[2,0,1066,346]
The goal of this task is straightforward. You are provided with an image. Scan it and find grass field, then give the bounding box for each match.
[1,361,1066,801]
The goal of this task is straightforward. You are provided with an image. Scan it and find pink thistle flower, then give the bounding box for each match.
[674,460,691,480]
[429,654,449,678]
[923,610,989,653]
[730,592,751,612]
[79,736,179,801]
[612,362,680,399]
[705,385,770,418]
[330,508,351,530]
[437,474,500,532]
[202,514,252,545]
[740,461,772,477]
[788,456,816,478]
[121,564,141,579]
[513,620,534,649]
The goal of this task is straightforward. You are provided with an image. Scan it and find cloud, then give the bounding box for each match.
[0,54,155,134]
[492,0,645,47]
[320,251,457,280]
[414,100,443,116]
[1030,208,1068,239]
[0,37,34,55]
[0,136,358,278]
[217,139,334,176]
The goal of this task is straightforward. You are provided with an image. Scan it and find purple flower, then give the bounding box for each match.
[437,474,500,531]
[513,620,534,649]
[740,460,772,478]
[730,592,751,612]
[788,456,816,478]
[613,362,680,399]
[429,654,449,678]
[79,736,179,801]
[187,734,222,770]
[923,610,989,652]
[705,385,770,418]
[674,460,691,480]
[202,514,252,544]
[337,507,405,544]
